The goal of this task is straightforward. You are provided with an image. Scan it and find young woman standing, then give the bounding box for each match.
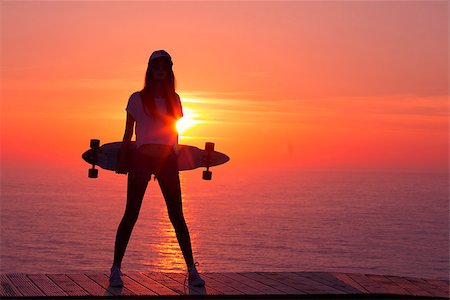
[109,50,205,287]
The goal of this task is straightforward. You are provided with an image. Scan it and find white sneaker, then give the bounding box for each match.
[186,262,205,286]
[109,265,123,287]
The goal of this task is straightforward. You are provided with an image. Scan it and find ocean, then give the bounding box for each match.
[1,165,448,280]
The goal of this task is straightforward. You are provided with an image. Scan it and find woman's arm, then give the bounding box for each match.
[174,93,183,120]
[116,112,135,174]
[122,112,135,143]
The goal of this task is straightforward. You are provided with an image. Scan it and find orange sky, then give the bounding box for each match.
[1,1,448,172]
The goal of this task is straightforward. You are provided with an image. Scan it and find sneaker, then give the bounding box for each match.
[186,262,205,286]
[109,264,123,287]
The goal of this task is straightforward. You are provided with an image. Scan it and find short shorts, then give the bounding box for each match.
[129,146,179,181]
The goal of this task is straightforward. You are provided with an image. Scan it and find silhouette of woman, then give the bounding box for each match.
[109,50,205,287]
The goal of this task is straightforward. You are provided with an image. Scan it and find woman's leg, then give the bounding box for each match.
[113,173,149,268]
[158,171,195,269]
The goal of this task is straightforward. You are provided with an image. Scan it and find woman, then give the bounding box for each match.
[109,50,205,287]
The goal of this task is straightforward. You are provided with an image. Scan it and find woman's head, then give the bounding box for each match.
[141,50,178,119]
[145,50,175,86]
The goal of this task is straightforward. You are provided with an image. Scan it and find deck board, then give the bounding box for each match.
[0,271,446,299]
[201,272,267,295]
[66,273,113,296]
[345,273,394,294]
[124,272,179,296]
[7,273,45,297]
[222,272,287,295]
[404,276,448,298]
[162,271,223,295]
[27,274,68,296]
[102,273,158,296]
[254,272,308,294]
[195,273,244,295]
[85,272,135,296]
[275,272,346,294]
[290,272,349,294]
[425,278,450,295]
[365,274,412,295]
[385,275,434,297]
[301,272,363,294]
[240,272,306,294]
[332,272,370,293]
[142,271,191,295]
[0,274,22,297]
[46,273,90,296]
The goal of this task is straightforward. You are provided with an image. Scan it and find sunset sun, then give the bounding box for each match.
[176,106,200,135]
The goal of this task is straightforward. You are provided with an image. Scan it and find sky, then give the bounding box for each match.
[1,1,448,172]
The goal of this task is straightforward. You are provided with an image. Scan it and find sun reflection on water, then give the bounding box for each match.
[141,186,192,272]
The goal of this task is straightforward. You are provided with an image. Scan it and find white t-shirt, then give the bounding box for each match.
[126,92,183,147]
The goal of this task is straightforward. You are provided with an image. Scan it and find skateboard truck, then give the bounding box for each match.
[202,142,214,180]
[88,139,100,178]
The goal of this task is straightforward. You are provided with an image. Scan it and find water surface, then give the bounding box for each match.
[1,165,448,280]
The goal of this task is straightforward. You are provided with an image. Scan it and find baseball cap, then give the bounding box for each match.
[149,50,173,65]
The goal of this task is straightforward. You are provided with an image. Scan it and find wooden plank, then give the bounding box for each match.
[365,274,411,296]
[162,271,223,295]
[404,276,448,298]
[255,272,315,294]
[301,272,362,294]
[332,272,369,293]
[223,272,286,295]
[290,272,348,294]
[345,273,394,294]
[425,278,449,295]
[85,272,135,296]
[125,272,180,296]
[0,274,22,297]
[100,273,157,296]
[143,271,191,295]
[197,273,245,295]
[200,272,266,295]
[46,273,89,296]
[240,272,306,295]
[66,273,113,296]
[0,271,447,299]
[386,275,433,297]
[7,273,45,297]
[27,274,67,296]
[282,272,346,294]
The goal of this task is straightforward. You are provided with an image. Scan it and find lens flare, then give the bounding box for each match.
[176,107,199,135]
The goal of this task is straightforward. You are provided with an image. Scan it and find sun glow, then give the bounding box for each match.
[176,106,200,135]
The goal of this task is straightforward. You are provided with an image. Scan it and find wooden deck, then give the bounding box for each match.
[0,271,448,299]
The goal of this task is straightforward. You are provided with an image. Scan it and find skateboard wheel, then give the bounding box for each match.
[90,139,100,149]
[88,168,98,178]
[202,170,212,180]
[205,142,214,152]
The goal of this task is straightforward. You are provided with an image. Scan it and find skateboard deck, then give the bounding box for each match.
[82,140,229,180]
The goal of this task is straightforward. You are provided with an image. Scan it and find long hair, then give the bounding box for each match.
[139,57,178,122]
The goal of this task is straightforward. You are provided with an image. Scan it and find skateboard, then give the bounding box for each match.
[82,139,230,180]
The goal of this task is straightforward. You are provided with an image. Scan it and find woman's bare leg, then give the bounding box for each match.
[113,173,149,268]
[158,171,194,269]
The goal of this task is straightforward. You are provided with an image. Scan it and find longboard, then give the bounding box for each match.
[82,139,229,180]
